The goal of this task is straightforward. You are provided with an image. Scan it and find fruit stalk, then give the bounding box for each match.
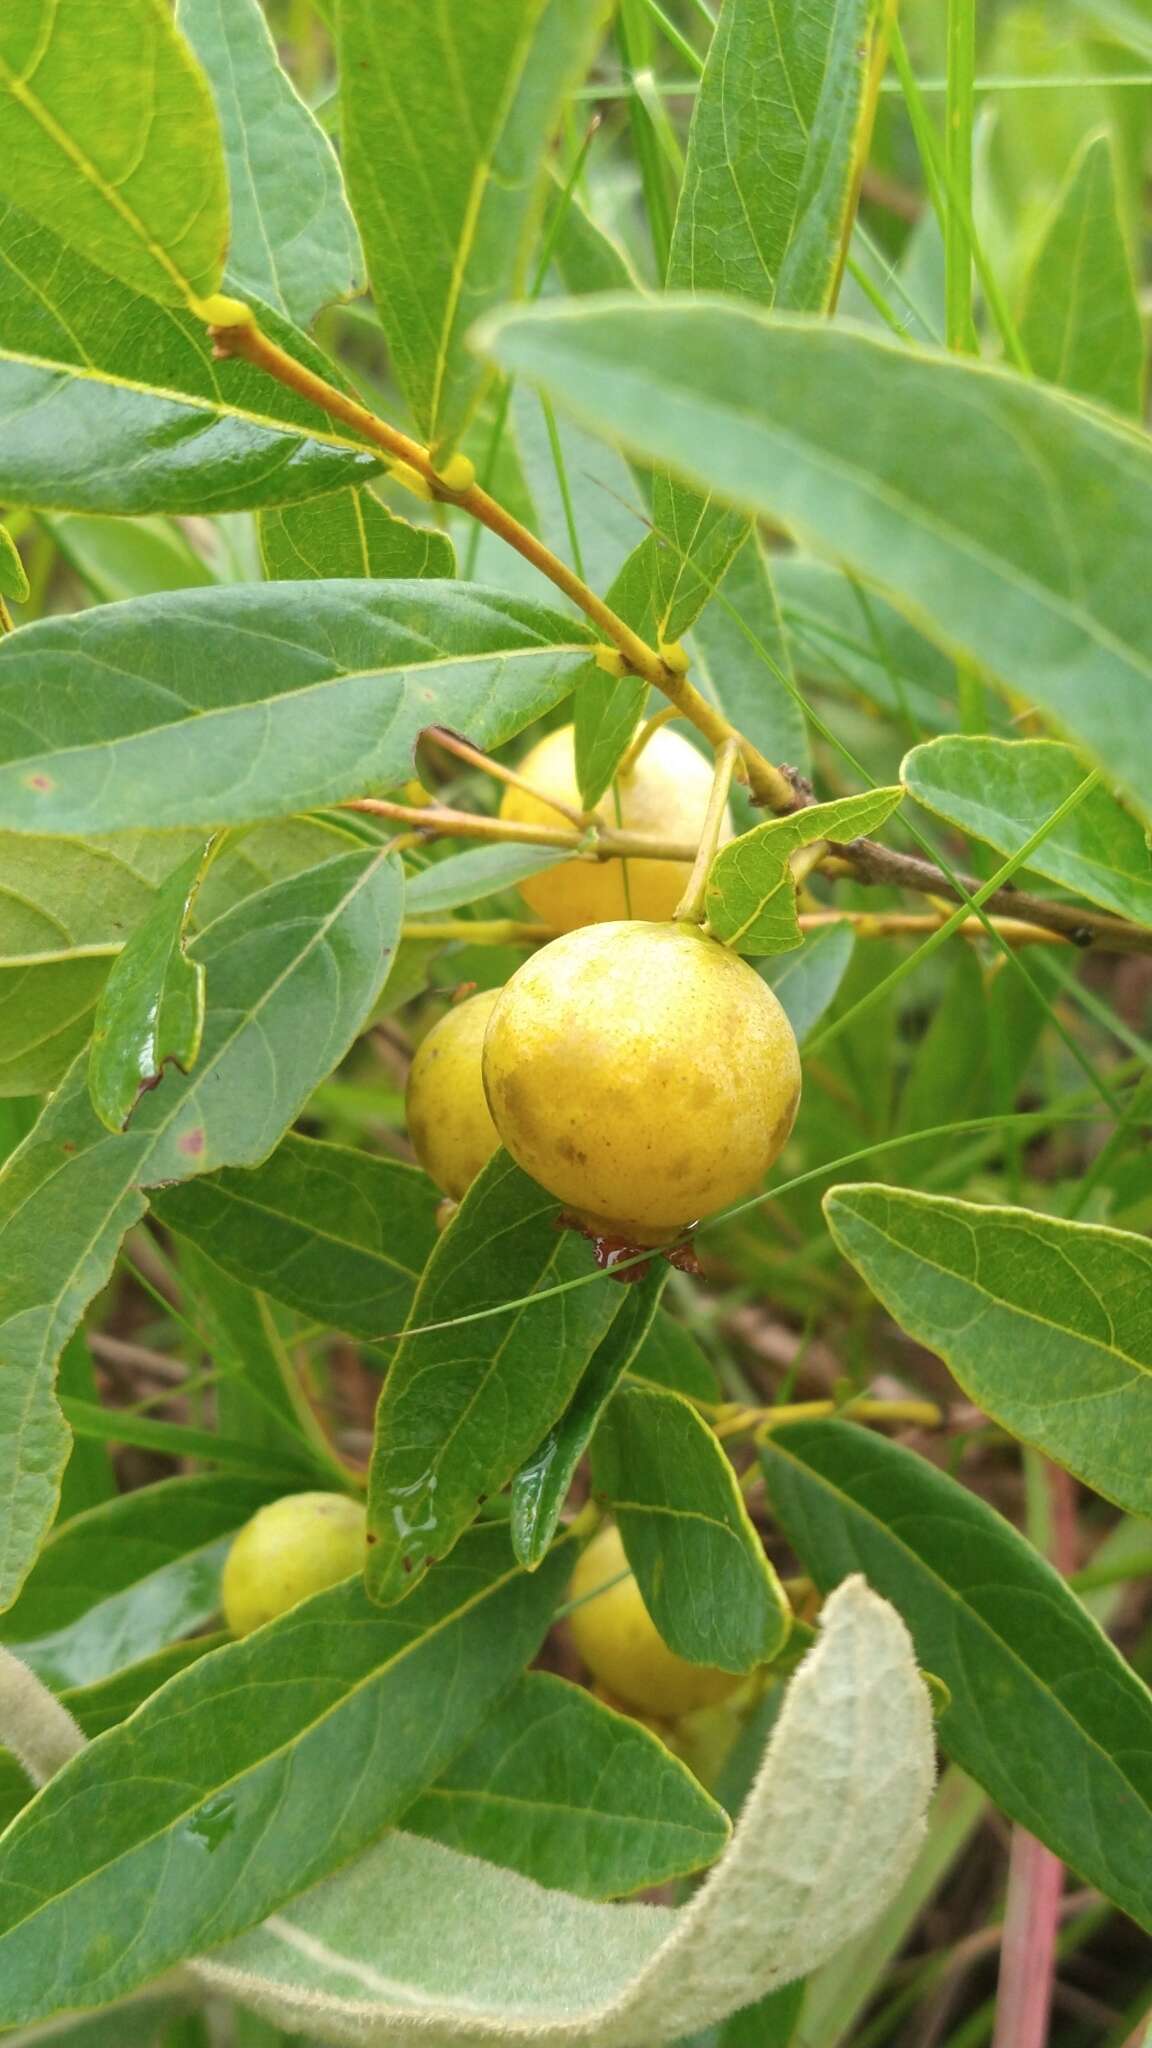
[675,738,740,925]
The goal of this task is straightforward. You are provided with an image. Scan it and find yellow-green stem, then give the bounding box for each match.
[208,311,796,812]
[674,738,740,924]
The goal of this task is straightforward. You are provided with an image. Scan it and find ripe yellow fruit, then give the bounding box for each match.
[221,1492,367,1636]
[405,988,501,1201]
[499,723,727,931]
[482,921,800,1245]
[569,1525,741,1717]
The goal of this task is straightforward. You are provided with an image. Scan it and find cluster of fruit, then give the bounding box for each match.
[222,1495,740,1731]
[221,726,803,1726]
[407,724,802,1255]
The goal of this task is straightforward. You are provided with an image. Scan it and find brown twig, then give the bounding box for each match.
[834,837,1152,955]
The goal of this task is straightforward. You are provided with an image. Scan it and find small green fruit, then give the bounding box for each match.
[222,1491,366,1636]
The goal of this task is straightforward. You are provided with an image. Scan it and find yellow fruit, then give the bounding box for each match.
[569,1525,741,1717]
[482,921,800,1244]
[221,1492,367,1636]
[406,989,501,1201]
[499,723,727,931]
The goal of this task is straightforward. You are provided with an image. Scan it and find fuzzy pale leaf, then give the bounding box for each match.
[199,1577,934,2045]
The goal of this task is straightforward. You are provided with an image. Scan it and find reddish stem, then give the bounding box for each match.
[992,1464,1078,2048]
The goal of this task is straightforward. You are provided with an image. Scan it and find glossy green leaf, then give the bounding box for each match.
[404,1670,729,1898]
[481,302,1152,827]
[0,582,591,836]
[200,1580,934,2045]
[0,202,382,515]
[259,488,454,581]
[177,0,362,324]
[154,1133,440,1341]
[0,1476,278,1691]
[1019,131,1143,417]
[511,1265,667,1569]
[87,846,210,1132]
[630,1308,722,1402]
[0,0,228,306]
[0,1525,569,2025]
[690,538,810,776]
[706,788,903,954]
[903,736,1152,927]
[825,1184,1152,1515]
[761,920,856,1043]
[340,0,608,452]
[649,0,882,643]
[0,525,27,604]
[593,1382,790,1673]
[367,1152,622,1605]
[0,848,402,1611]
[762,1421,1152,1929]
[405,842,572,916]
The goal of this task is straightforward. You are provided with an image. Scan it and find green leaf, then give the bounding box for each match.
[259,488,455,581]
[480,301,1152,828]
[0,525,27,604]
[761,1421,1152,1930]
[648,0,882,643]
[0,203,382,515]
[88,846,210,1133]
[340,0,608,452]
[690,538,810,776]
[59,1396,319,1487]
[0,0,228,306]
[0,1475,279,1691]
[55,1332,114,1522]
[824,1184,1152,1517]
[1019,131,1144,417]
[173,1238,349,1483]
[630,1309,722,1402]
[0,1525,569,2025]
[511,1264,667,1568]
[154,1133,440,1341]
[44,514,216,604]
[761,920,856,1043]
[593,1383,790,1673]
[0,958,115,1098]
[403,1670,729,1898]
[199,1580,934,2044]
[405,842,572,916]
[367,1152,622,1605]
[0,582,591,836]
[177,0,362,324]
[773,555,954,731]
[0,818,361,1097]
[902,736,1152,928]
[705,788,903,954]
[0,848,402,1611]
